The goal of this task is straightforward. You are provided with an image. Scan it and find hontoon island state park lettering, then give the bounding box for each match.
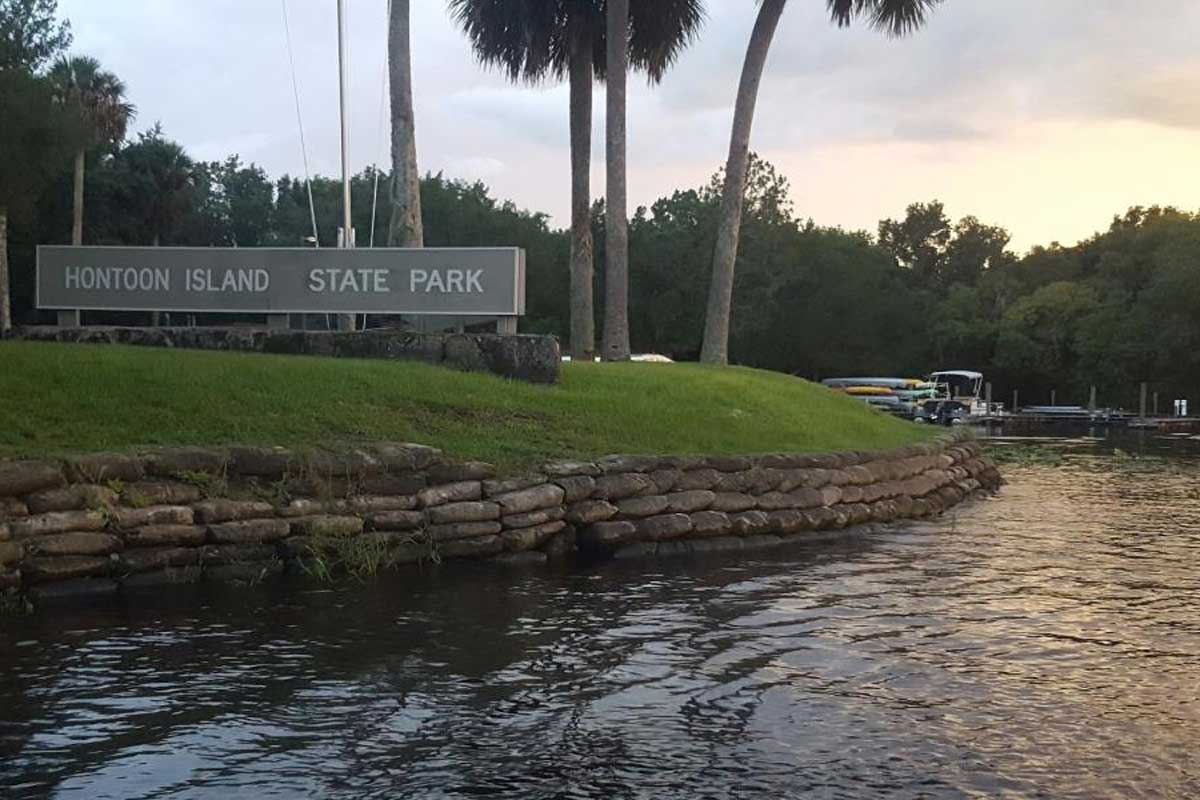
[63,266,486,295]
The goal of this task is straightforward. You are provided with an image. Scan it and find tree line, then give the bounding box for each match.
[3,0,1197,409]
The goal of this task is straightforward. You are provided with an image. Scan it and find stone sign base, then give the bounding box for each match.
[8,326,561,384]
[0,433,1001,612]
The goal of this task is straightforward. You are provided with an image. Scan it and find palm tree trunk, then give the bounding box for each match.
[386,0,423,248]
[72,148,85,245]
[700,0,786,365]
[0,206,10,333]
[567,31,595,360]
[602,0,631,361]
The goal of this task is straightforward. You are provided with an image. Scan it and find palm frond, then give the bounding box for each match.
[48,54,135,146]
[629,0,706,84]
[827,0,940,37]
[447,0,567,84]
[447,0,704,85]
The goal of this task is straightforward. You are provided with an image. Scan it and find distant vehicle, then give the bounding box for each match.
[561,354,674,363]
[914,399,970,425]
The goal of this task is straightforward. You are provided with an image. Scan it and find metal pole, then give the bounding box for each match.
[1089,385,1097,412]
[1051,389,1056,407]
[336,0,356,332]
[1012,389,1018,414]
[1153,391,1159,416]
[1140,382,1147,419]
[337,0,352,239]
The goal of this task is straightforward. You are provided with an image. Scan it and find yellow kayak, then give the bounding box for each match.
[843,386,895,396]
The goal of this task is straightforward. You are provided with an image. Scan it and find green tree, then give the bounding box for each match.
[0,0,70,70]
[117,125,196,247]
[179,156,274,247]
[48,55,135,246]
[944,216,1014,287]
[0,69,78,329]
[877,199,950,286]
[701,0,940,364]
[994,281,1100,400]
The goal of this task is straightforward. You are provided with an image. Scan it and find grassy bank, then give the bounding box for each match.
[0,341,930,469]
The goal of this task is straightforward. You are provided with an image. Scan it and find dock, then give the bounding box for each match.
[966,409,1200,431]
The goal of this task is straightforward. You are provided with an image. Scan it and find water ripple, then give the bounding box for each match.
[2,436,1199,798]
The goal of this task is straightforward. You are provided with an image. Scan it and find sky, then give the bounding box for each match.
[57,0,1200,253]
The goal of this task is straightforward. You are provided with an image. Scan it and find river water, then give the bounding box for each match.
[2,434,1198,799]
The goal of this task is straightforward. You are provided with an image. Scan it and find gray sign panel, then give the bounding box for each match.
[36,246,525,315]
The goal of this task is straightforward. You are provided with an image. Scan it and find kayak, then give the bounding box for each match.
[843,386,894,396]
[893,388,939,400]
[822,377,923,389]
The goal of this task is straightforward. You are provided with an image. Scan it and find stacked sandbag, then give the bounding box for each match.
[0,432,1000,609]
[555,435,999,559]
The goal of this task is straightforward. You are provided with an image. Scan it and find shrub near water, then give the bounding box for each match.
[0,341,930,469]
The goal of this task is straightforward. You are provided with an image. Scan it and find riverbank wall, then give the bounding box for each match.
[0,433,999,609]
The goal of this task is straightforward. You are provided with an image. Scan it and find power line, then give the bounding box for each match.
[281,0,320,247]
[370,0,391,248]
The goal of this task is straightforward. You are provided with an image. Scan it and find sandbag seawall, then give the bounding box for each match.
[0,433,1000,610]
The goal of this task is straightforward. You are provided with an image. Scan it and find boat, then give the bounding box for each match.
[927,370,998,417]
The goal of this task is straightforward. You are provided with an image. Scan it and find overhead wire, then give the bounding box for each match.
[370,0,391,248]
[281,0,320,248]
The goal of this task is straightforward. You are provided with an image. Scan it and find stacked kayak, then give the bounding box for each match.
[821,377,940,417]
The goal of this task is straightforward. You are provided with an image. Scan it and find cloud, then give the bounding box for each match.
[443,155,508,180]
[1101,64,1200,130]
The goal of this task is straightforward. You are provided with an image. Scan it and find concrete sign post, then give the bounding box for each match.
[37,246,525,329]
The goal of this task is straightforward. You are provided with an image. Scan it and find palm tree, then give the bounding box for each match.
[449,0,703,358]
[699,0,939,364]
[119,125,194,325]
[603,1,705,361]
[124,127,196,247]
[604,0,703,360]
[602,0,631,360]
[48,55,135,246]
[387,0,423,247]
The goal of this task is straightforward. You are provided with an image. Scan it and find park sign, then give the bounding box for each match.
[36,246,526,316]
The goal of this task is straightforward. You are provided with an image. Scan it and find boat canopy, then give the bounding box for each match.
[929,370,983,380]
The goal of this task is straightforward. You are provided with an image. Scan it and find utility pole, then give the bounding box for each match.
[336,0,355,331]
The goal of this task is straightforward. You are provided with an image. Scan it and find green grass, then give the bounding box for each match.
[0,341,931,470]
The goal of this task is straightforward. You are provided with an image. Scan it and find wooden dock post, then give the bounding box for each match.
[1089,385,1097,412]
[1153,392,1159,415]
[1012,389,1018,413]
[1140,382,1148,418]
[985,382,993,412]
[1051,389,1057,407]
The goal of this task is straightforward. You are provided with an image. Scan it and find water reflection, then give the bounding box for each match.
[2,436,1199,798]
